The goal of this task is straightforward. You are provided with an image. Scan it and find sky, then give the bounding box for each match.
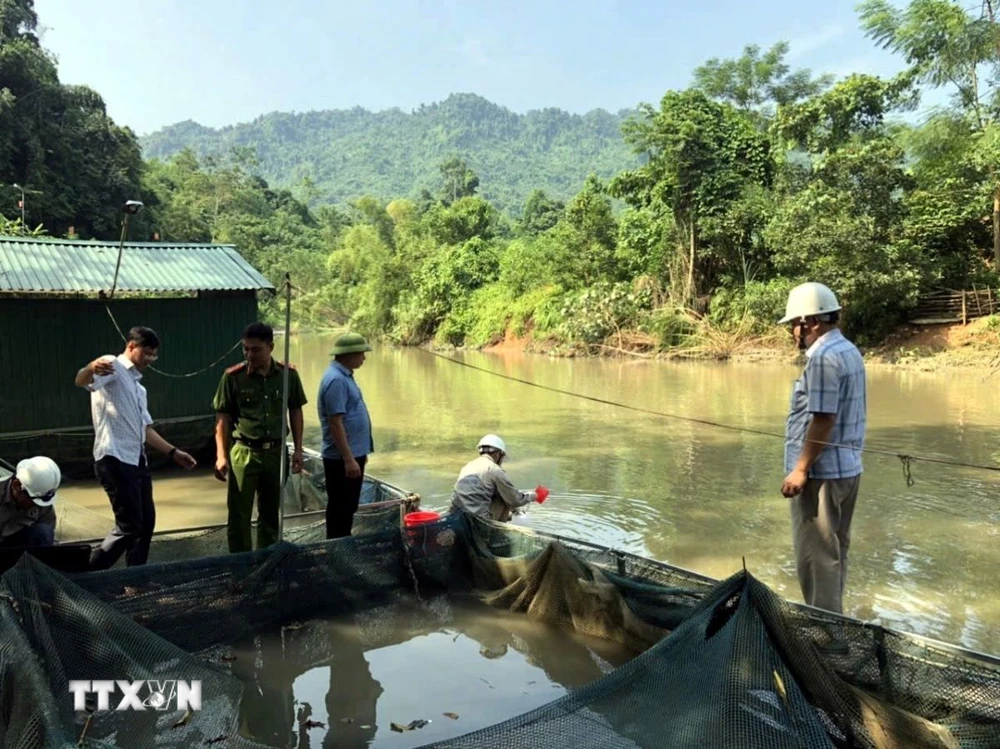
[32,0,928,137]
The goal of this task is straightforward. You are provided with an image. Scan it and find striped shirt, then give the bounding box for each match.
[86,354,154,466]
[784,329,867,479]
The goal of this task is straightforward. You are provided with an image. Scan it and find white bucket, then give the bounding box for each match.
[510,512,531,527]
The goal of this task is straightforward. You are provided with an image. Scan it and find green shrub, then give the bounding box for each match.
[709,278,794,333]
[558,281,653,344]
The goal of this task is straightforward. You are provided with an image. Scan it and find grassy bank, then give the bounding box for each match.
[418,313,1000,374]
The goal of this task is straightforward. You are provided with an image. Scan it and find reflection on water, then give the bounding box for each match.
[228,595,635,748]
[55,333,1000,655]
[286,336,1000,656]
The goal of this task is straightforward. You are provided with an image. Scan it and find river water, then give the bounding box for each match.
[228,593,634,748]
[60,332,1000,656]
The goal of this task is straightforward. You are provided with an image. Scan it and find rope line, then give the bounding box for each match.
[417,348,1000,482]
[103,304,241,379]
[101,280,290,379]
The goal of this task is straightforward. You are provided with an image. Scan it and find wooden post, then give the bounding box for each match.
[962,290,968,326]
[278,273,292,542]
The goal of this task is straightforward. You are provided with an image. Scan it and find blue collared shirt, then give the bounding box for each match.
[784,329,867,479]
[318,361,374,460]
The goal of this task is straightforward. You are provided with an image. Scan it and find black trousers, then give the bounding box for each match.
[323,456,367,539]
[90,455,155,570]
[0,522,54,548]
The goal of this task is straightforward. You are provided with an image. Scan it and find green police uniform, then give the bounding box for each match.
[213,359,307,553]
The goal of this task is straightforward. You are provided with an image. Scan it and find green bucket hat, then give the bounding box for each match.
[330,332,372,356]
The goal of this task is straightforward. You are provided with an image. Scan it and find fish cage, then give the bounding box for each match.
[0,505,998,748]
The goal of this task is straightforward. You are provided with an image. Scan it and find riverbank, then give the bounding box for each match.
[451,317,1000,373]
[289,312,1000,373]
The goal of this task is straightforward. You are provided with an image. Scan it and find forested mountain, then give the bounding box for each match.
[7,0,1000,354]
[139,94,639,213]
[0,0,144,238]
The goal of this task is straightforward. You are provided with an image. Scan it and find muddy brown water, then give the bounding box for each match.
[226,594,635,748]
[57,332,1000,656]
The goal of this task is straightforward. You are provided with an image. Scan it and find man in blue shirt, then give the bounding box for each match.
[317,333,374,538]
[780,282,867,618]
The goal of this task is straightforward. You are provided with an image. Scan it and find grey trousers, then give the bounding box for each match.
[790,475,860,614]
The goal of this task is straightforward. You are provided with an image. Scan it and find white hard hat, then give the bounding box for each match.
[779,282,842,324]
[477,434,507,456]
[15,456,61,507]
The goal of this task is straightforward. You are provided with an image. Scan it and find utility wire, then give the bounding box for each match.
[101,280,291,379]
[417,347,1000,487]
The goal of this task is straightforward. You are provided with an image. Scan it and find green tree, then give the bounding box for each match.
[438,156,480,205]
[349,195,396,249]
[764,138,920,340]
[895,115,992,286]
[329,223,407,333]
[0,0,145,238]
[859,0,1000,263]
[774,73,915,154]
[693,42,833,121]
[519,189,564,235]
[424,196,500,245]
[610,90,773,303]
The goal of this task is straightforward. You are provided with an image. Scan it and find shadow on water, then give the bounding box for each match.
[282,338,1000,655]
[53,337,1000,655]
[227,594,635,748]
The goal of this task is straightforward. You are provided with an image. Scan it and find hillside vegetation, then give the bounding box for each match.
[4,0,1000,360]
[139,94,639,214]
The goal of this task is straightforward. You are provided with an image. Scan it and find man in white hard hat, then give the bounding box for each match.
[0,456,60,548]
[779,282,867,621]
[450,435,549,521]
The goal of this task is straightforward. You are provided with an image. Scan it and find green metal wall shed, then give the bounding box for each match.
[0,237,276,472]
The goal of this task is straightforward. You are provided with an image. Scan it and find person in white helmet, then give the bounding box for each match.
[779,282,867,621]
[450,435,549,521]
[0,456,60,548]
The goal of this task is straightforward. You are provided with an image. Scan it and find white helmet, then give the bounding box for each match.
[779,282,841,324]
[477,434,507,457]
[15,456,61,507]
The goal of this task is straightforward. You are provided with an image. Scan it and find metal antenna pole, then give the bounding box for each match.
[16,184,25,225]
[277,273,292,542]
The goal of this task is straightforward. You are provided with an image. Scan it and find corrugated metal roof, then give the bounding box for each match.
[0,237,276,293]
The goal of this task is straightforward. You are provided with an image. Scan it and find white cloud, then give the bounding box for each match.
[458,37,490,67]
[787,23,847,59]
[826,55,885,81]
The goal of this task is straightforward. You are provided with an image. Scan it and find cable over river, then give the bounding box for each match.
[58,333,1000,656]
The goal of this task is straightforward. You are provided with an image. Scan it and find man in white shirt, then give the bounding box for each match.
[74,326,196,569]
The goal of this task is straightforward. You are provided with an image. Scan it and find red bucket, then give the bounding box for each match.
[404,510,444,551]
[404,510,441,528]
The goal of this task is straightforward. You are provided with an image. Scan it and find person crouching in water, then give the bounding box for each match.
[451,435,549,521]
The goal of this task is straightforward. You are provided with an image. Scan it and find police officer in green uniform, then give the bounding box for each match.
[212,322,307,553]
